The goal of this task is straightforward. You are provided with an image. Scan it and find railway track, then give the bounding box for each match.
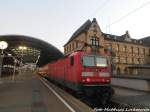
[44,77,150,112]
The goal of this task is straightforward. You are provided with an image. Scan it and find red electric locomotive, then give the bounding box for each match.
[40,51,113,103]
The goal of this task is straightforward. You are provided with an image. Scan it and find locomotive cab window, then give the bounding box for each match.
[70,56,74,66]
[82,55,108,67]
[96,57,108,67]
[82,56,95,67]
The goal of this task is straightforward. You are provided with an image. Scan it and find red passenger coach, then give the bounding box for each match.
[42,51,113,103]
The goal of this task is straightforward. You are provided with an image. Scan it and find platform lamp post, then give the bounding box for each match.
[0,41,8,77]
[19,46,27,65]
[12,59,17,81]
[18,46,27,75]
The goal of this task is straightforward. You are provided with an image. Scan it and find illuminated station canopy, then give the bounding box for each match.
[0,35,64,66]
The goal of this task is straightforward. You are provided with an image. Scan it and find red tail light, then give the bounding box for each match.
[101,78,105,82]
[86,77,91,82]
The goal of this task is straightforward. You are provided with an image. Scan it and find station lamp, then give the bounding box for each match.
[0,41,8,54]
[18,46,27,66]
[0,41,8,77]
[19,46,27,50]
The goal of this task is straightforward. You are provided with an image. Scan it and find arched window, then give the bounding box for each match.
[117,67,121,75]
[124,67,127,74]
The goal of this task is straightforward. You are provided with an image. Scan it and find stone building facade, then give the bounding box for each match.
[64,18,150,75]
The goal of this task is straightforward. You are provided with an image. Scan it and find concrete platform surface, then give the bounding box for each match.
[112,86,150,107]
[0,72,93,112]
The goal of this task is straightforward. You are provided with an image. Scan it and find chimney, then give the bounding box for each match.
[126,30,129,34]
[92,18,97,23]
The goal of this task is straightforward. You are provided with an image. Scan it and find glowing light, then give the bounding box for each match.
[0,41,8,50]
[86,77,91,82]
[19,46,27,50]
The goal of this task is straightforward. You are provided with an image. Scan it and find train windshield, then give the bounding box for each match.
[82,56,108,67]
[82,56,95,66]
[96,57,107,67]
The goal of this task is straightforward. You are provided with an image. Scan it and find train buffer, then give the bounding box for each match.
[0,72,93,112]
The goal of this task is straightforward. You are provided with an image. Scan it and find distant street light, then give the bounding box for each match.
[0,41,8,54]
[18,46,27,75]
[0,41,8,77]
[18,46,27,65]
[19,46,27,50]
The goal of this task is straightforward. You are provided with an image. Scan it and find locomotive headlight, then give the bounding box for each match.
[99,72,110,77]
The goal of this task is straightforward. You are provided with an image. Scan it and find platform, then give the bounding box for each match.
[112,85,150,108]
[0,72,93,112]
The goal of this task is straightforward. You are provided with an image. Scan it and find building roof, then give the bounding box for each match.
[0,35,64,66]
[102,32,149,46]
[64,18,150,47]
[64,19,92,46]
[139,36,150,46]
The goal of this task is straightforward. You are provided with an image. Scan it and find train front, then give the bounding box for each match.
[80,54,113,104]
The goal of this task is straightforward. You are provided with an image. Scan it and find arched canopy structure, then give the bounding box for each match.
[0,35,64,66]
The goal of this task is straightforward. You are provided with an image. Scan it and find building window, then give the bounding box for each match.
[131,46,134,53]
[72,43,74,50]
[90,37,99,46]
[71,44,72,50]
[70,44,71,51]
[108,43,112,51]
[120,57,127,63]
[116,44,119,51]
[117,67,121,75]
[137,48,139,54]
[67,46,69,52]
[128,46,131,53]
[76,41,78,48]
[137,58,140,64]
[123,46,127,52]
[127,57,132,64]
[114,57,119,63]
[143,48,145,55]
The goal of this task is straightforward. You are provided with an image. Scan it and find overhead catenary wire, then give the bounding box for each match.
[87,0,110,19]
[104,0,150,29]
